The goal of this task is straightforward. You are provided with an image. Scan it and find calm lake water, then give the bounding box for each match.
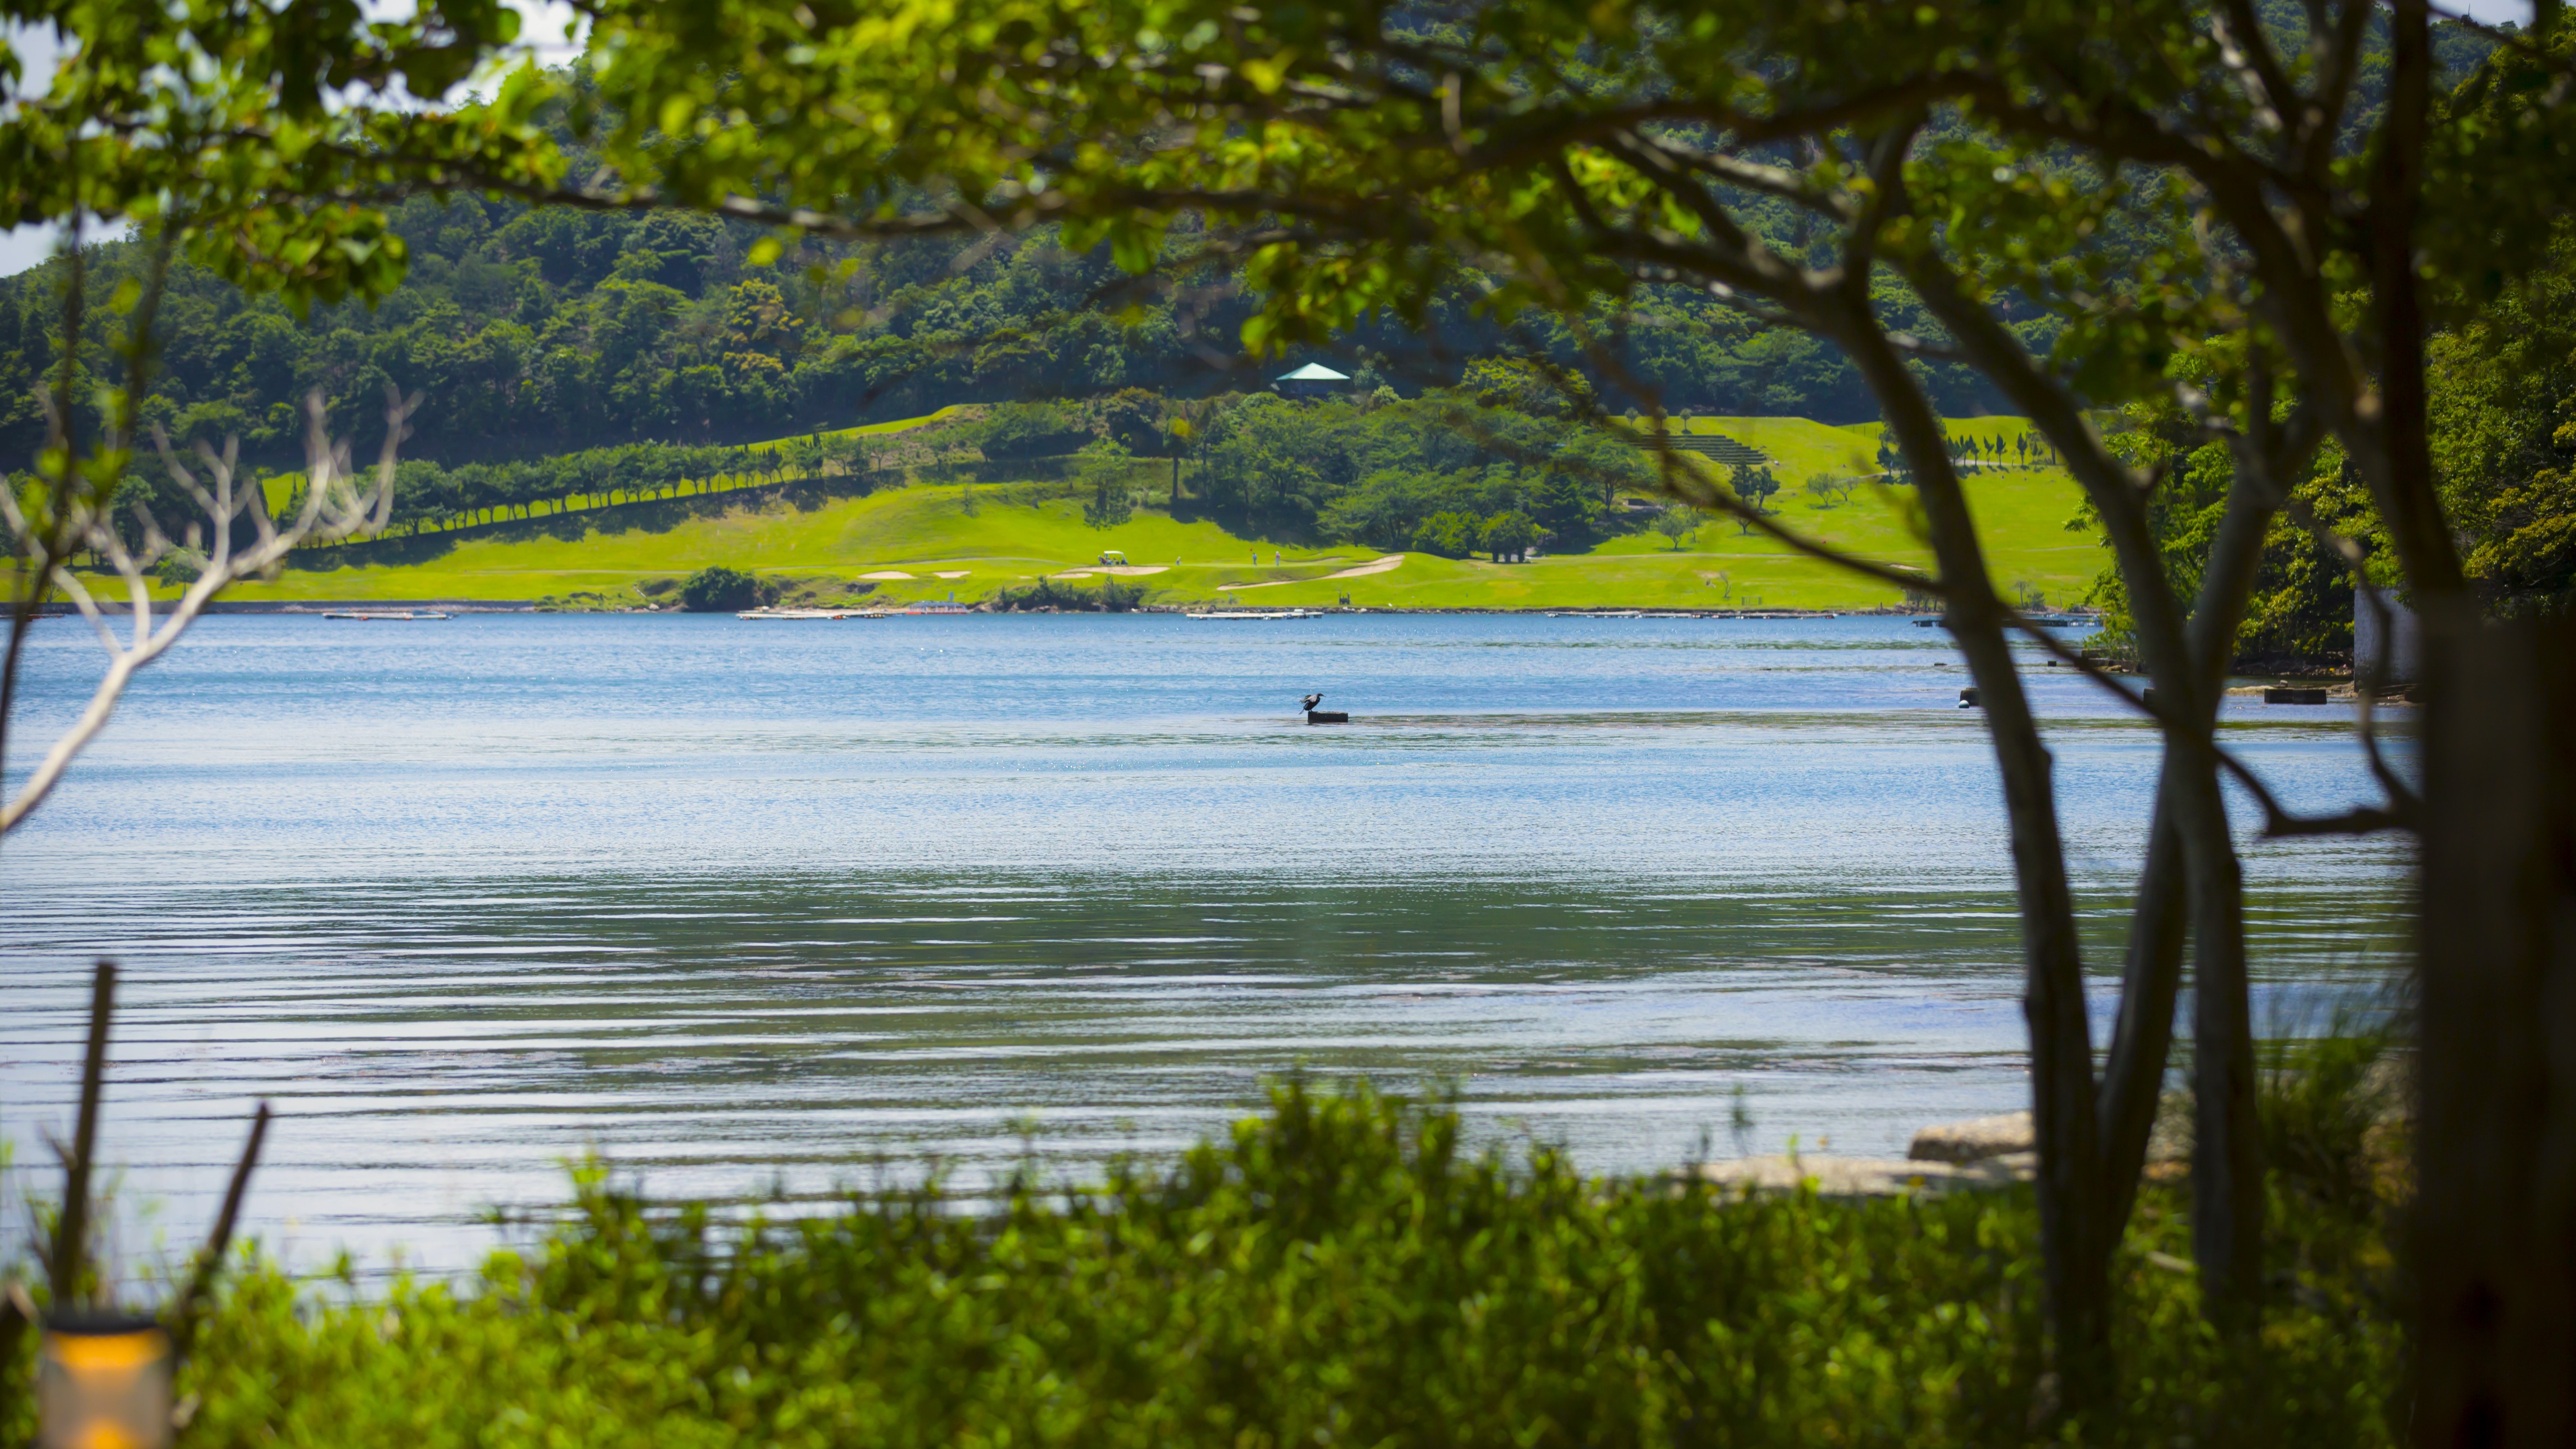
[1,613,2410,1277]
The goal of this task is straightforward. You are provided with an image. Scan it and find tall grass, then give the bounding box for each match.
[2257,1021,2407,1347]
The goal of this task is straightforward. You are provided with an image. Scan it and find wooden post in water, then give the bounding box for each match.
[2416,609,2576,1448]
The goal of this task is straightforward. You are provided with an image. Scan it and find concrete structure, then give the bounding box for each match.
[2354,592,2420,683]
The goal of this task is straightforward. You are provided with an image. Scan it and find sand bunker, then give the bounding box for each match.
[1328,555,1407,579]
[858,570,916,580]
[1219,555,1408,591]
[933,571,970,579]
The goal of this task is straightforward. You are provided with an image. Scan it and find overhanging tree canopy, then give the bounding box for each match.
[536,0,2576,1400]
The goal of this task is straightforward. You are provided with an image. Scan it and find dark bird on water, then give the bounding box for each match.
[1300,693,1325,711]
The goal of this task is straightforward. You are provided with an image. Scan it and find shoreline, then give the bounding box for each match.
[31,599,1959,618]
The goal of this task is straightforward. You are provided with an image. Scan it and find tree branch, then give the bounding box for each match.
[1,390,415,833]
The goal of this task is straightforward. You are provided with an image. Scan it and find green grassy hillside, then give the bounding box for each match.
[205,415,2103,611]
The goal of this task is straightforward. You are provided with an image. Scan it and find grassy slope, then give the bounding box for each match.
[214,414,2104,610]
[814,403,973,442]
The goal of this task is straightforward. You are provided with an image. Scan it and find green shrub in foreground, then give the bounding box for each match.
[133,1083,2401,1447]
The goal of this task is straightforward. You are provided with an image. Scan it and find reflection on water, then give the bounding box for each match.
[0,614,2409,1274]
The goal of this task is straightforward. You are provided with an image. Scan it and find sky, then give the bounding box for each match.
[1,0,582,276]
[0,0,2546,279]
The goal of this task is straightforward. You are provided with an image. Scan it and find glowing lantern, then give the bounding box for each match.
[37,1314,173,1449]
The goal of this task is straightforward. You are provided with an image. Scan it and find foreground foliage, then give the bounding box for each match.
[57,1082,2402,1448]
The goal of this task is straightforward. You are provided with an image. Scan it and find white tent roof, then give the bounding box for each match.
[1276,363,1351,382]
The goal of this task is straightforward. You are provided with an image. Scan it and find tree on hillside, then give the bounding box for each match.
[1459,357,1597,417]
[1166,396,1223,507]
[679,565,774,612]
[1729,465,1780,516]
[1479,511,1539,563]
[1078,442,1137,530]
[1409,511,1480,560]
[1560,428,1656,509]
[2072,400,2377,674]
[1652,505,1701,551]
[1530,470,1602,551]
[1322,467,1459,551]
[1103,389,1169,458]
[1192,399,1335,536]
[979,402,1091,459]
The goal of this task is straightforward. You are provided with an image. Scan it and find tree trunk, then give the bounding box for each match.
[2415,606,2576,1449]
[2099,804,2185,1232]
[2369,0,2463,601]
[1905,250,2276,1315]
[2172,743,2264,1317]
[2169,471,2287,1316]
[1840,314,2110,1381]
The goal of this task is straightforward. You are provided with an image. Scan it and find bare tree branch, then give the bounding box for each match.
[1995,602,2416,839]
[0,389,416,833]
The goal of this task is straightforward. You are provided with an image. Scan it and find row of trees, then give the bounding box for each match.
[76,427,951,559]
[360,434,876,533]
[1949,432,2051,469]
[1873,432,2056,480]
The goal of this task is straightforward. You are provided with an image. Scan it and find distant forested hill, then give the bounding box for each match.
[0,196,2008,472]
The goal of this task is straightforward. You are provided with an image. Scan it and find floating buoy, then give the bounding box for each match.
[1958,686,1980,709]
